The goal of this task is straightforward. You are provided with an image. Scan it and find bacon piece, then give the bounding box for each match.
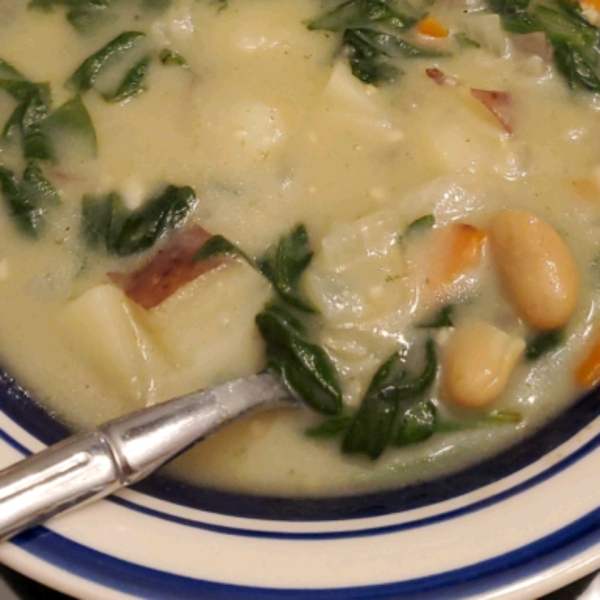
[425,67,456,86]
[470,88,513,134]
[109,224,223,309]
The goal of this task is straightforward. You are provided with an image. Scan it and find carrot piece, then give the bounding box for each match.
[580,0,600,12]
[575,335,600,388]
[439,224,487,283]
[417,16,449,38]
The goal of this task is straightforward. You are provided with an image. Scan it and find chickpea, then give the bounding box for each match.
[444,320,525,409]
[489,209,579,331]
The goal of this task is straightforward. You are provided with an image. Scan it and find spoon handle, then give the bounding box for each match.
[0,373,287,542]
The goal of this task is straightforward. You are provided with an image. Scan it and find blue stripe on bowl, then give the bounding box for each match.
[0,366,599,521]
[2,419,597,539]
[9,506,600,600]
[107,427,600,539]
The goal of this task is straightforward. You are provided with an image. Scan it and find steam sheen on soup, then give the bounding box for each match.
[1,0,600,495]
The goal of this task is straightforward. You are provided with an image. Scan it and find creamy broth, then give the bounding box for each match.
[1,0,600,495]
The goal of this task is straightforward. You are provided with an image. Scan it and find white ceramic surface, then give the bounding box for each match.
[0,385,599,600]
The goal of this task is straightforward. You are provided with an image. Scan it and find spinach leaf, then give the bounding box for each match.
[394,399,436,446]
[82,191,122,249]
[309,0,444,85]
[553,39,600,91]
[67,31,146,93]
[405,213,435,236]
[43,95,98,159]
[193,234,254,265]
[0,162,59,237]
[29,0,172,31]
[0,81,53,161]
[82,185,197,256]
[435,409,522,432]
[307,0,420,32]
[29,0,112,32]
[416,304,454,328]
[104,54,151,103]
[488,0,540,33]
[20,84,54,161]
[525,328,565,360]
[305,413,354,438]
[256,302,343,415]
[0,58,26,81]
[453,32,481,48]
[22,160,60,207]
[160,49,190,69]
[488,0,600,92]
[345,28,445,84]
[344,29,401,84]
[342,339,437,459]
[257,224,316,313]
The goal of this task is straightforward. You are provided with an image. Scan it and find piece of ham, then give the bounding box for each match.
[510,32,553,62]
[425,69,514,134]
[109,224,224,310]
[470,88,514,134]
[425,67,457,86]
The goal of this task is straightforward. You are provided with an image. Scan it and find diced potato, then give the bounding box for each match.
[231,102,286,155]
[425,103,505,173]
[319,61,404,143]
[304,209,407,324]
[424,88,512,175]
[60,284,152,402]
[463,13,510,57]
[396,174,486,226]
[322,61,381,115]
[147,262,273,398]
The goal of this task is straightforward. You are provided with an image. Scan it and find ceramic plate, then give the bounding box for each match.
[0,369,599,600]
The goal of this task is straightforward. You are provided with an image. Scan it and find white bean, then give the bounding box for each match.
[443,320,525,409]
[489,209,579,330]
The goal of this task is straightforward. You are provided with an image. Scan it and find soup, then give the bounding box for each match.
[1,0,600,496]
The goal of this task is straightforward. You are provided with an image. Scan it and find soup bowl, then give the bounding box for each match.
[0,366,598,600]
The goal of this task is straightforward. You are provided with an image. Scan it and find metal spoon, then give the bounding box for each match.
[0,373,289,542]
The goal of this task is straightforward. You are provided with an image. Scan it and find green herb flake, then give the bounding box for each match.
[159,49,190,69]
[453,32,481,48]
[416,304,454,329]
[405,214,435,236]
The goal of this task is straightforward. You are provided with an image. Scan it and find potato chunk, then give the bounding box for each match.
[60,284,151,402]
[147,262,273,398]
